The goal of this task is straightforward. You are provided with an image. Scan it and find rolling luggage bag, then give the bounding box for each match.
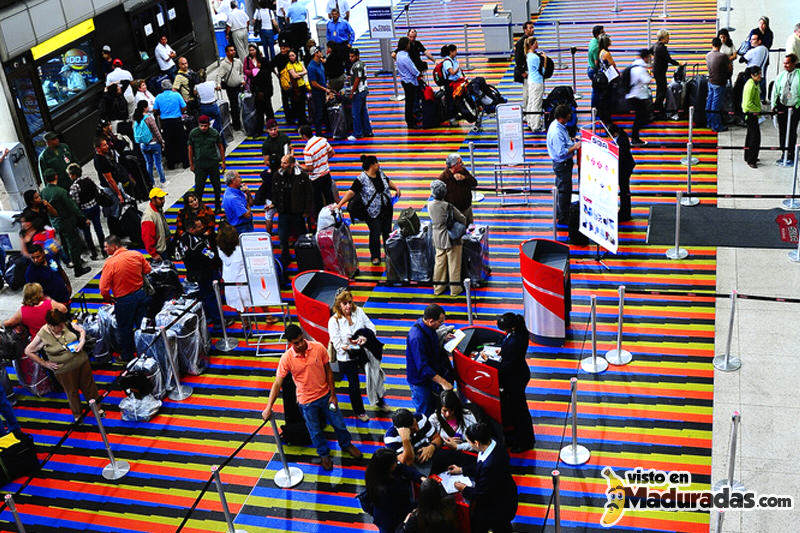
[407,221,435,282]
[156,298,209,376]
[240,91,260,137]
[13,354,54,397]
[316,224,359,278]
[685,69,709,127]
[385,230,409,283]
[461,224,491,286]
[119,154,150,201]
[295,233,324,272]
[0,432,40,485]
[134,326,172,398]
[327,98,352,139]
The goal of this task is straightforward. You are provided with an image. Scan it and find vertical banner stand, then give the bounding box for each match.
[559,377,591,465]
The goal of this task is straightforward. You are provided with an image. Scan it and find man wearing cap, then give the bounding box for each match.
[217,44,245,131]
[38,132,74,191]
[141,188,170,262]
[106,59,133,87]
[223,170,255,234]
[41,168,92,277]
[154,35,177,79]
[188,115,226,212]
[153,78,188,170]
[438,153,478,225]
[100,45,114,78]
[307,46,334,136]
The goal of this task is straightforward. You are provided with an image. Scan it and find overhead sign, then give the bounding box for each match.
[579,129,619,253]
[496,103,524,165]
[367,4,394,39]
[240,233,283,307]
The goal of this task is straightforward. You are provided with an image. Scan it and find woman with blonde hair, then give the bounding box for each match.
[4,282,68,335]
[524,36,545,132]
[328,288,387,421]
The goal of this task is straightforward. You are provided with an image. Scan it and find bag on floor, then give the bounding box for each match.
[385,230,409,283]
[326,101,352,140]
[4,254,30,291]
[119,393,162,422]
[0,432,40,485]
[422,92,445,129]
[295,232,324,272]
[397,208,421,238]
[119,200,143,246]
[316,222,359,278]
[569,201,590,246]
[407,221,435,282]
[146,260,184,317]
[13,354,54,397]
[461,224,491,286]
[240,91,260,137]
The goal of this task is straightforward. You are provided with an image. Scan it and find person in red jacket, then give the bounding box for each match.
[141,187,170,261]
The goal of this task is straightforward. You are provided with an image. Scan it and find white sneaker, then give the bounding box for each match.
[347,135,357,141]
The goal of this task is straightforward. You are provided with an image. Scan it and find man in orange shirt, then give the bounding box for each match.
[262,324,362,470]
[99,235,152,361]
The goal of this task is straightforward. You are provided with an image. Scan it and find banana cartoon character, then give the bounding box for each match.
[601,466,626,527]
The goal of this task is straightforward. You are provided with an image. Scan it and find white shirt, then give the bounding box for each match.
[428,409,478,451]
[254,7,275,27]
[787,33,800,62]
[477,439,497,463]
[626,58,651,100]
[154,43,175,71]
[134,90,155,110]
[327,0,349,16]
[215,0,232,16]
[195,81,217,104]
[276,0,291,17]
[744,45,768,70]
[106,67,133,87]
[328,307,376,361]
[227,8,250,31]
[220,246,251,312]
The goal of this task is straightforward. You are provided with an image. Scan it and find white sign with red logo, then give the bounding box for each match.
[496,103,524,165]
[240,233,283,307]
[579,129,619,253]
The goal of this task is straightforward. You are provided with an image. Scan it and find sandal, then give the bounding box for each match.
[357,413,370,422]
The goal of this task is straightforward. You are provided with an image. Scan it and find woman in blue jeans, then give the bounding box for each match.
[132,100,166,186]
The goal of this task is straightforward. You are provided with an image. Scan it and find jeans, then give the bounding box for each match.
[744,112,761,164]
[587,67,599,109]
[401,82,419,127]
[259,29,276,62]
[115,288,150,361]
[0,385,19,433]
[552,158,574,223]
[706,82,724,132]
[194,165,222,211]
[298,394,353,457]
[278,212,306,266]
[310,90,326,136]
[140,142,165,185]
[234,220,255,234]
[311,173,335,216]
[351,91,372,137]
[198,103,224,138]
[409,381,441,416]
[338,359,365,415]
[365,210,391,261]
[80,205,105,255]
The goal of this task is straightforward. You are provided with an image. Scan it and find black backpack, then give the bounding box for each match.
[397,208,420,237]
[537,52,555,80]
[620,65,634,93]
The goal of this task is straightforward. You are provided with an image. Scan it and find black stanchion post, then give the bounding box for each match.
[559,377,590,465]
[211,466,248,533]
[214,280,238,352]
[4,494,26,533]
[89,399,130,480]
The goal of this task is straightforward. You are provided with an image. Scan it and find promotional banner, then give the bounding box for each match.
[240,233,283,307]
[579,129,620,253]
[367,4,394,39]
[496,103,525,165]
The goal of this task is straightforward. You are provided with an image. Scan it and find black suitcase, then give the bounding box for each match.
[461,224,491,286]
[406,222,434,282]
[4,254,30,291]
[119,201,143,246]
[422,95,443,129]
[569,202,590,246]
[385,230,409,283]
[327,100,352,139]
[119,155,150,200]
[686,74,709,127]
[294,233,324,272]
[0,432,40,485]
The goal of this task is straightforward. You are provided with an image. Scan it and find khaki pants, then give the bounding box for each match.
[433,244,463,296]
[56,358,101,418]
[525,80,544,132]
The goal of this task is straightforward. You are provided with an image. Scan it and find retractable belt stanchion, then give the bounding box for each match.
[464,278,474,325]
[580,295,609,373]
[712,412,746,492]
[552,186,558,240]
[213,280,238,352]
[404,5,410,27]
[666,192,689,259]
[89,399,130,480]
[680,106,700,166]
[681,141,700,206]
[781,146,800,210]
[554,21,567,70]
[559,378,590,465]
[552,470,562,533]
[4,494,26,533]
[570,47,582,100]
[790,228,800,263]
[611,0,620,14]
[777,108,794,167]
[604,285,632,365]
[211,466,248,533]
[163,327,193,401]
[463,24,471,70]
[389,61,404,102]
[714,511,725,533]
[268,416,304,488]
[647,18,652,49]
[714,290,741,371]
[469,142,484,202]
[661,0,668,19]
[591,107,597,135]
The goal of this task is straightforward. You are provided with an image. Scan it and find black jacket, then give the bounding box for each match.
[272,167,314,216]
[496,331,531,392]
[178,232,221,283]
[462,441,518,530]
[615,128,636,177]
[513,36,528,83]
[652,42,679,77]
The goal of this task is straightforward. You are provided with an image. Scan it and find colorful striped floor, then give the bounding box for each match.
[0,0,720,531]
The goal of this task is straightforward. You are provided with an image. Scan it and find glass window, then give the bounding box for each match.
[36,35,101,111]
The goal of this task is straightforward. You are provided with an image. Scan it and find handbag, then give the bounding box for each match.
[347,189,378,223]
[446,205,466,241]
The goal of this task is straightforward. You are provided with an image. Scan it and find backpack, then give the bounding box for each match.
[397,208,420,237]
[133,118,153,144]
[432,60,447,87]
[537,52,555,79]
[620,65,634,93]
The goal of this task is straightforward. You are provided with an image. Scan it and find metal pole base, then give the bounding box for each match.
[719,6,732,10]
[215,337,239,352]
[712,479,746,492]
[780,199,800,210]
[168,384,193,401]
[389,95,405,102]
[559,444,591,465]
[574,92,584,100]
[555,63,569,71]
[713,354,742,372]
[776,160,794,168]
[680,196,700,207]
[580,356,609,373]
[472,191,485,202]
[680,155,699,166]
[605,348,632,365]
[666,247,689,260]
[274,466,304,488]
[789,250,800,262]
[102,460,130,480]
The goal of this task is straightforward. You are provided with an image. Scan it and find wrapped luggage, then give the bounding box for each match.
[134,326,173,398]
[385,230,409,283]
[97,304,123,357]
[407,221,435,282]
[13,354,54,397]
[156,298,209,376]
[316,206,358,278]
[461,224,491,286]
[147,260,184,317]
[119,394,162,422]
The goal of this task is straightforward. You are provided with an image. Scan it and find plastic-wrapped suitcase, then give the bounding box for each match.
[119,393,162,422]
[156,298,209,376]
[13,354,54,397]
[240,91,260,137]
[407,221,435,282]
[134,326,172,398]
[97,304,123,357]
[147,260,184,317]
[316,208,358,278]
[385,230,409,283]
[461,224,491,286]
[295,233,324,272]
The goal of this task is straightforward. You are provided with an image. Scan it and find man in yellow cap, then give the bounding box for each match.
[141,187,170,262]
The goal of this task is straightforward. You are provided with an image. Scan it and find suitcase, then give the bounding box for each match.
[316,223,358,278]
[422,94,444,129]
[4,254,30,291]
[146,260,183,317]
[0,432,40,485]
[385,229,409,283]
[119,200,143,246]
[569,201,589,246]
[407,221,435,282]
[13,353,54,397]
[134,327,172,398]
[240,91,260,137]
[686,73,709,127]
[666,80,686,116]
[327,100,352,140]
[461,224,491,286]
[118,155,149,201]
[295,233,324,272]
[156,298,210,376]
[397,207,421,238]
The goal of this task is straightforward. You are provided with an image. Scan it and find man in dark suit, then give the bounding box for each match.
[513,22,535,111]
[609,123,636,221]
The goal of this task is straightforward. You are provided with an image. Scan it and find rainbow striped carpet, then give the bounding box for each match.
[0,0,720,531]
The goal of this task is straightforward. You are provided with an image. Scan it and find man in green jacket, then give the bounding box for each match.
[771,53,800,165]
[38,132,74,190]
[188,115,226,212]
[742,66,763,168]
[41,168,92,277]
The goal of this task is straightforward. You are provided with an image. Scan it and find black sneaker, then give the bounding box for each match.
[74,265,92,277]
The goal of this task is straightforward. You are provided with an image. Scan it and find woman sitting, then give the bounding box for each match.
[23,309,103,422]
[362,448,424,533]
[400,478,459,533]
[3,282,68,336]
[428,390,479,473]
[328,288,387,421]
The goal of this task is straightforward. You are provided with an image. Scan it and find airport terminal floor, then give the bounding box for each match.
[1,0,794,531]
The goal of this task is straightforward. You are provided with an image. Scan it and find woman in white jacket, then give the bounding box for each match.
[328,288,387,421]
[216,222,251,315]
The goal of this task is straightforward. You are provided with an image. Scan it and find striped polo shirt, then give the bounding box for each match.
[303,136,333,181]
[384,413,436,453]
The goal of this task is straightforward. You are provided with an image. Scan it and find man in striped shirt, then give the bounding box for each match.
[384,408,438,467]
[299,125,336,217]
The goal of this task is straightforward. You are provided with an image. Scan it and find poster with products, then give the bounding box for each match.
[579,129,619,253]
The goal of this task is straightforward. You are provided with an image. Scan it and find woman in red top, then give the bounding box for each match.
[4,283,68,335]
[243,44,264,91]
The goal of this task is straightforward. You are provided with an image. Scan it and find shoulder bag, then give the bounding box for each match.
[446,204,466,241]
